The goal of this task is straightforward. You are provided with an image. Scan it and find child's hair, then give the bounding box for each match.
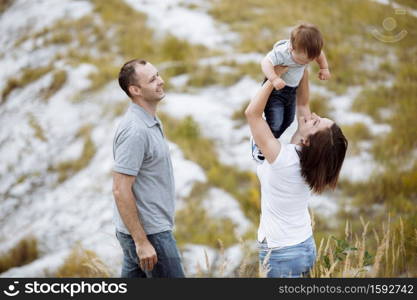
[290,23,323,59]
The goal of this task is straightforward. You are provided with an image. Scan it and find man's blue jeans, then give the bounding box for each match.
[115,230,185,278]
[258,235,316,278]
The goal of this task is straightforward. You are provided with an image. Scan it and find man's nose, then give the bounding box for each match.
[158,77,164,86]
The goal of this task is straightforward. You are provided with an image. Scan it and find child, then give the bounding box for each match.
[252,23,331,163]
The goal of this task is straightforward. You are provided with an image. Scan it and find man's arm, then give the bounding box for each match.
[112,172,157,271]
[296,68,311,119]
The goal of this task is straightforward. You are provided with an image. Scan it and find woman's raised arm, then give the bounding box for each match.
[245,67,287,163]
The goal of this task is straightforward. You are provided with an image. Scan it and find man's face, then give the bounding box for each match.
[133,63,165,102]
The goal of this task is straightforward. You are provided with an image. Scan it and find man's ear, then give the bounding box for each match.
[128,85,141,97]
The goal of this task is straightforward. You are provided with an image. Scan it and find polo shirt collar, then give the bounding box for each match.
[129,102,160,127]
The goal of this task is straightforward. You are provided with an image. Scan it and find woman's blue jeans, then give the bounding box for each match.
[258,235,316,278]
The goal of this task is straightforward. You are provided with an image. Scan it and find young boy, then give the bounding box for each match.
[252,23,331,163]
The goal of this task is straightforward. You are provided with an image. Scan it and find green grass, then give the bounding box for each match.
[28,113,47,141]
[42,70,67,100]
[395,0,417,9]
[48,125,97,183]
[187,65,245,87]
[1,65,53,103]
[90,0,217,89]
[339,159,417,273]
[310,216,416,277]
[102,101,129,118]
[222,60,264,82]
[55,244,110,277]
[351,86,392,123]
[352,50,417,164]
[8,0,291,99]
[175,182,239,248]
[2,0,416,277]
[309,93,332,117]
[208,0,417,94]
[189,60,264,88]
[341,66,417,264]
[341,122,373,155]
[342,163,417,211]
[10,0,220,96]
[159,113,260,226]
[0,236,39,273]
[231,100,250,129]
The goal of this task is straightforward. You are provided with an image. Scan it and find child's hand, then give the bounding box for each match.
[318,68,331,80]
[271,77,286,90]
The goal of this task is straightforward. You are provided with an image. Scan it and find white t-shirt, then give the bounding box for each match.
[257,143,313,248]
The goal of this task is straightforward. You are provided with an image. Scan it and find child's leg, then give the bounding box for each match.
[264,90,286,139]
[251,80,288,163]
[273,89,297,138]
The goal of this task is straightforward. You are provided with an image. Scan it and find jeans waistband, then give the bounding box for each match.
[281,85,298,92]
[271,85,298,94]
[262,78,298,92]
[259,235,313,250]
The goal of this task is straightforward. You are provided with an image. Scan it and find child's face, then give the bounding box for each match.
[290,49,313,65]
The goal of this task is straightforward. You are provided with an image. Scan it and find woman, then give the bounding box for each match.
[245,68,348,278]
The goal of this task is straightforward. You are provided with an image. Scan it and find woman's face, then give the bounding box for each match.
[299,113,334,138]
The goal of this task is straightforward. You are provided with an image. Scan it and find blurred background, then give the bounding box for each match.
[0,0,416,277]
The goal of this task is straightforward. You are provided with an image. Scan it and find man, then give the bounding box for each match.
[112,59,185,278]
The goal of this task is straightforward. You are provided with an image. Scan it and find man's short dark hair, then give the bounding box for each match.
[118,59,147,98]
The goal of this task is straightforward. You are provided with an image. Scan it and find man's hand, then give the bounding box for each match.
[135,239,158,271]
[271,77,286,90]
[318,68,331,80]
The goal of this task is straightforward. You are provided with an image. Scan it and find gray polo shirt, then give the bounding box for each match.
[266,39,307,87]
[112,102,175,235]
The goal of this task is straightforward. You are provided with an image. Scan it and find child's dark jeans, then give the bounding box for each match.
[263,79,298,138]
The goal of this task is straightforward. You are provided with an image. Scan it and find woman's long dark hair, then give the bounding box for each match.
[296,123,348,194]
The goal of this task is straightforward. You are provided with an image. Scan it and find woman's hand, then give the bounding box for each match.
[245,78,282,164]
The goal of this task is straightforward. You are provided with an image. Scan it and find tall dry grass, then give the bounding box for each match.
[189,216,415,278]
[4,215,412,278]
[0,236,38,273]
[310,216,411,277]
[54,244,110,278]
